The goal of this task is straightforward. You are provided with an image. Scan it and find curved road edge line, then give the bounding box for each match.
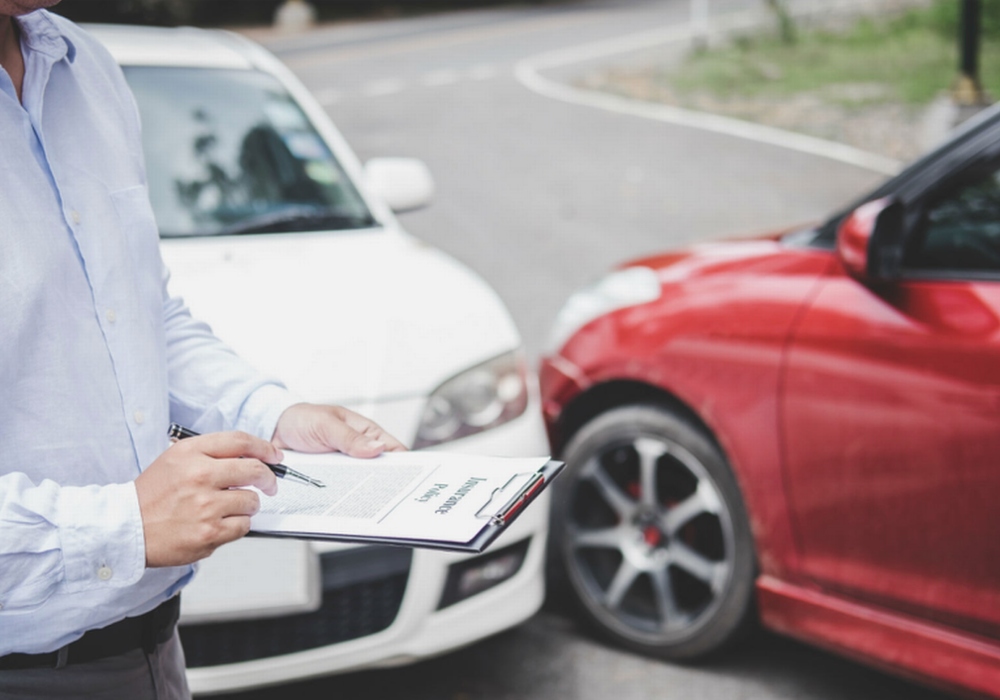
[513,18,902,176]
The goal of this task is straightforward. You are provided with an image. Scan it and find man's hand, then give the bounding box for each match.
[272,403,407,457]
[135,432,280,568]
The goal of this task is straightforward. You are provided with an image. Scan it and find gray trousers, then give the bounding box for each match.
[0,630,190,700]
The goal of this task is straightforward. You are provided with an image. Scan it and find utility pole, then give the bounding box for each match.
[952,0,989,107]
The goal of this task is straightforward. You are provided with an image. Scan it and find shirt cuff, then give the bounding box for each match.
[56,482,146,592]
[235,383,302,440]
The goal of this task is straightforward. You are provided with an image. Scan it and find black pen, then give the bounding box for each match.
[167,423,326,488]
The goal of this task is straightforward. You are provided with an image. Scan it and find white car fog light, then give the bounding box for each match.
[437,539,530,609]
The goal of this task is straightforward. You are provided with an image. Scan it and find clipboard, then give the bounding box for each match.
[247,453,564,554]
[464,460,563,552]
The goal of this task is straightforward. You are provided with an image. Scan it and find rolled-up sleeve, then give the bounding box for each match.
[0,473,145,613]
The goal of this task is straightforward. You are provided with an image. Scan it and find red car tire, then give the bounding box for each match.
[550,403,757,660]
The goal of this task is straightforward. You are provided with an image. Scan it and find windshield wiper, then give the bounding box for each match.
[217,207,377,236]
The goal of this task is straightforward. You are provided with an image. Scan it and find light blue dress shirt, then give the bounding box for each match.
[0,10,296,655]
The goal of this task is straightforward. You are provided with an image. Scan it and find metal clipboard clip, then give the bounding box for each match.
[474,472,547,527]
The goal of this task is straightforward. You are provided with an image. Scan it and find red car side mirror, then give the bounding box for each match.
[836,196,904,281]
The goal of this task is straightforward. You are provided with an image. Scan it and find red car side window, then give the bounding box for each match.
[908,164,1000,273]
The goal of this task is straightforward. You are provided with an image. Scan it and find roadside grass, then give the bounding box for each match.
[668,4,1000,108]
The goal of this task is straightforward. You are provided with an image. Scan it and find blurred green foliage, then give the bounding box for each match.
[764,0,795,44]
[917,0,1000,37]
[669,0,1000,105]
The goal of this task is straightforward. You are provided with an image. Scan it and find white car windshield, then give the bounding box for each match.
[123,66,376,238]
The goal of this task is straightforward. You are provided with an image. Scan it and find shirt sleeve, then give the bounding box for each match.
[0,473,146,613]
[161,261,300,439]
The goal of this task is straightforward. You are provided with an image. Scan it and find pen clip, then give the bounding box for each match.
[167,423,196,442]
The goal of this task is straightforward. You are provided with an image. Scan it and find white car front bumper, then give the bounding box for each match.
[183,399,551,696]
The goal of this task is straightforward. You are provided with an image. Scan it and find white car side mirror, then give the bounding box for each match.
[363,158,435,213]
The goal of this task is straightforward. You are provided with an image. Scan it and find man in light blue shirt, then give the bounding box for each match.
[0,3,403,697]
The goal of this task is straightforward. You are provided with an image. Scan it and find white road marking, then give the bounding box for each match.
[513,7,902,175]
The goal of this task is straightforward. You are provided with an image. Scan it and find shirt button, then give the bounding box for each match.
[134,411,145,425]
[106,309,117,323]
[97,566,113,581]
[70,210,81,225]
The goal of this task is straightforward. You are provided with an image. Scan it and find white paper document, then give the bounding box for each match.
[250,451,560,551]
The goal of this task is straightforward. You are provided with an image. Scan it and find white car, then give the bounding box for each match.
[87,24,551,696]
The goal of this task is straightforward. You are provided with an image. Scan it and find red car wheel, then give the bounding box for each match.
[551,404,757,660]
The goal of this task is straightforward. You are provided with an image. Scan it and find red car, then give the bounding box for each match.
[539,106,1000,699]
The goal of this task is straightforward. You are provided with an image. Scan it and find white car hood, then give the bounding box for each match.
[160,228,521,404]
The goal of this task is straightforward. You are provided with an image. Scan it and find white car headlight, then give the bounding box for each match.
[413,350,529,449]
[544,266,661,355]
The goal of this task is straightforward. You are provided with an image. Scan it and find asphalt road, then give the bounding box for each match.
[225,2,953,698]
[254,0,887,361]
[232,608,954,699]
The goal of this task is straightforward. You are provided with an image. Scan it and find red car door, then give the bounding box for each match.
[780,163,1000,641]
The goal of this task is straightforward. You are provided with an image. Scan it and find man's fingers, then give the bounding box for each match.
[219,487,262,518]
[271,403,408,453]
[211,458,278,496]
[352,421,407,453]
[341,408,405,444]
[184,430,284,465]
[325,419,386,458]
[215,515,253,547]
[139,434,282,567]
[376,433,407,452]
[339,410,407,455]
